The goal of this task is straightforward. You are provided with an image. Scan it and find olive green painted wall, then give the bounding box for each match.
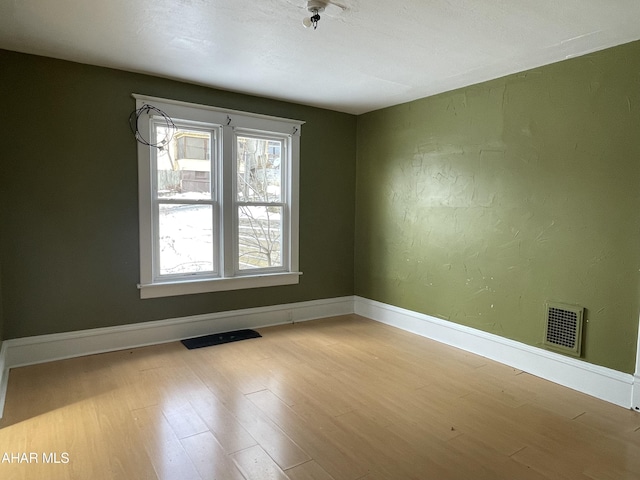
[0,259,4,347]
[0,50,356,339]
[3,42,640,374]
[355,40,640,373]
[0,194,5,347]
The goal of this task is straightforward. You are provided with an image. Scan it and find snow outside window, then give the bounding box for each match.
[134,95,302,299]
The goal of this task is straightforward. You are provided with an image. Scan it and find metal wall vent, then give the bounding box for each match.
[543,302,583,357]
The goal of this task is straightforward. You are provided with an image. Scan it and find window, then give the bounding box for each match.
[134,95,302,299]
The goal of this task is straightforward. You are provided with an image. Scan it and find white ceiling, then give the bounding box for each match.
[2,0,640,114]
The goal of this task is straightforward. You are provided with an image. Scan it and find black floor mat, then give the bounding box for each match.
[181,329,262,350]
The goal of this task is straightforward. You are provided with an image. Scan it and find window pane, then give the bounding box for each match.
[236,136,282,203]
[156,125,213,200]
[238,205,282,270]
[158,203,214,275]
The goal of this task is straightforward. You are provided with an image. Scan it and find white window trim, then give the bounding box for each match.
[133,94,303,299]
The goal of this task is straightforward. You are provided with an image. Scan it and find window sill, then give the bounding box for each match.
[138,272,302,299]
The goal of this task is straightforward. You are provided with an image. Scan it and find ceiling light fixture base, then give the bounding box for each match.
[302,0,328,29]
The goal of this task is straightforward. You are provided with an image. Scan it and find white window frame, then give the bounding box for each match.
[134,94,303,299]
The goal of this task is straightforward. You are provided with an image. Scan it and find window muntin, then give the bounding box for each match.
[135,94,302,298]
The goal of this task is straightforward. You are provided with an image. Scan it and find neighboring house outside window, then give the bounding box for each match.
[134,95,303,299]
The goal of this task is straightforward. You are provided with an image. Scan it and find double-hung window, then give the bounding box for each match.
[134,95,302,298]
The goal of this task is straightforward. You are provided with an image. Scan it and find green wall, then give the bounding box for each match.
[0,166,3,347]
[0,259,3,348]
[0,50,357,339]
[3,41,640,375]
[355,40,640,373]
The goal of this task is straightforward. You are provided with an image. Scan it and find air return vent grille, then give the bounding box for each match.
[543,302,583,356]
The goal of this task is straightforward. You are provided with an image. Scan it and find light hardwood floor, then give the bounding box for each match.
[1,314,639,479]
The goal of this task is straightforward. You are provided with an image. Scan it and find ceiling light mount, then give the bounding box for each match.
[302,0,327,29]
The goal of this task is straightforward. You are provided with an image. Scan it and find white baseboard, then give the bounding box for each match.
[0,342,8,419]
[3,296,355,370]
[633,376,640,413]
[355,296,636,410]
[0,295,636,419]
[634,314,640,412]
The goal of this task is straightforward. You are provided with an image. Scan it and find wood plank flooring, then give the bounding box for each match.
[1,314,639,479]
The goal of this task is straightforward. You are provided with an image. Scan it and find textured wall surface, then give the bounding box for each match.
[3,42,640,374]
[355,40,640,373]
[0,259,3,346]
[0,50,357,339]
